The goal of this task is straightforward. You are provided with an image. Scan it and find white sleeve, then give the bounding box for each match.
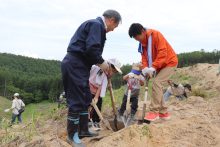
[100,76,108,98]
[90,65,97,74]
[140,75,145,82]
[21,101,25,106]
[11,101,16,109]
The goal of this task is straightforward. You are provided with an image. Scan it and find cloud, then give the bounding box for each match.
[1,0,220,65]
[48,56,55,60]
[14,51,40,59]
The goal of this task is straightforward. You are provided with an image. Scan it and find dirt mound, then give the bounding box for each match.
[88,96,220,147]
[176,63,220,94]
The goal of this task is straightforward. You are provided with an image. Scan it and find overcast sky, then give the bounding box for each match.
[0,0,220,65]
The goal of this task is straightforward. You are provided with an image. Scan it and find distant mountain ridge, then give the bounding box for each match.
[0,53,63,105]
[0,53,61,76]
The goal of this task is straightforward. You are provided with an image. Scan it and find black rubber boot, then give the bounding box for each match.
[118,109,125,120]
[78,109,99,138]
[131,109,138,122]
[67,112,85,147]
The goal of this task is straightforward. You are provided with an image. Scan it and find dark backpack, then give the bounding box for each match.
[16,100,25,114]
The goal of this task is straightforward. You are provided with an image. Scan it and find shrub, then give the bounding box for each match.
[181,81,186,86]
[192,88,208,98]
[183,76,189,80]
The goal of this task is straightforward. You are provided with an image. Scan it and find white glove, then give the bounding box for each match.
[127,73,134,79]
[99,60,109,72]
[142,67,156,77]
[4,109,9,112]
[91,98,98,105]
[142,67,149,76]
[134,74,140,81]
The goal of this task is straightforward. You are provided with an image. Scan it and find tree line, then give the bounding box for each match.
[0,49,219,104]
[0,53,133,104]
[0,53,63,104]
[177,49,220,68]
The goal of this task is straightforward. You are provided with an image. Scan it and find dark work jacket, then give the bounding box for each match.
[67,17,106,65]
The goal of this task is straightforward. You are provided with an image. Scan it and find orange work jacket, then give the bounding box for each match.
[141,29,178,73]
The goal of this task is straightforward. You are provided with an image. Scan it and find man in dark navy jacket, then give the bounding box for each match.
[61,10,122,147]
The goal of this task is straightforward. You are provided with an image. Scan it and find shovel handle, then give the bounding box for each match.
[142,76,150,120]
[107,64,117,115]
[108,79,117,115]
[126,90,131,111]
[91,103,104,121]
[169,82,177,99]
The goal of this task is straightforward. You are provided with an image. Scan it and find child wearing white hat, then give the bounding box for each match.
[89,58,122,130]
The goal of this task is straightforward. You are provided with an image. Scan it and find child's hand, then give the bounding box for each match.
[127,73,134,79]
[91,98,98,105]
[134,74,140,81]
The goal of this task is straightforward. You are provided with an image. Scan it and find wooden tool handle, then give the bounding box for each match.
[108,79,117,115]
[94,87,101,99]
[170,83,177,99]
[92,103,104,121]
[142,76,150,120]
[126,90,131,110]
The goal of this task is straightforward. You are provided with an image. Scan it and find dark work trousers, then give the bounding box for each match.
[61,52,92,113]
[120,94,138,111]
[90,94,102,123]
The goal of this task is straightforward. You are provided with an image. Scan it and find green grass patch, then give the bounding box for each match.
[0,98,58,121]
[178,73,183,78]
[0,96,12,121]
[21,100,58,119]
[181,81,187,86]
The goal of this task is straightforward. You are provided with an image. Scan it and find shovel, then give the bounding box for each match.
[90,87,110,130]
[168,80,179,102]
[91,102,110,130]
[121,78,135,127]
[107,65,125,131]
[138,76,151,125]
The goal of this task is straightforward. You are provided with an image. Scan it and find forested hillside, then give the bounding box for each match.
[177,49,220,68]
[0,53,133,105]
[0,49,219,105]
[0,53,63,104]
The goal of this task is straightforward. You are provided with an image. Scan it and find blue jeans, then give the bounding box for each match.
[165,91,171,101]
[11,113,23,124]
[165,91,183,101]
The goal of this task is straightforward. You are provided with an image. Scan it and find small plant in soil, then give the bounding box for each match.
[135,125,153,141]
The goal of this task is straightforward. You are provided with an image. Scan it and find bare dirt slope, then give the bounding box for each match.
[175,63,220,94]
[1,63,220,147]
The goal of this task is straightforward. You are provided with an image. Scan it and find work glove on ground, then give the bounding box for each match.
[142,67,155,77]
[99,60,109,72]
[127,73,134,79]
[91,98,98,105]
[133,74,140,81]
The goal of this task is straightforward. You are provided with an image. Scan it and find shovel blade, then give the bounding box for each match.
[108,119,125,131]
[138,119,151,125]
[102,120,110,130]
[125,117,132,127]
[120,116,127,126]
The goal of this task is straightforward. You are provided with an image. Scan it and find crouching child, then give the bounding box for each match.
[165,80,191,101]
[118,63,145,122]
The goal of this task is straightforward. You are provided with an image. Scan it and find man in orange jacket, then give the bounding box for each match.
[129,23,178,121]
